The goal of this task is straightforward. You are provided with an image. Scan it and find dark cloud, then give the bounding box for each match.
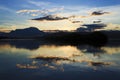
[93,19,102,23]
[88,62,113,67]
[77,24,107,32]
[82,24,106,28]
[34,56,70,61]
[72,21,83,23]
[31,15,68,21]
[91,11,110,16]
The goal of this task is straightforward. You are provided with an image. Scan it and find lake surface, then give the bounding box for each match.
[0,40,120,80]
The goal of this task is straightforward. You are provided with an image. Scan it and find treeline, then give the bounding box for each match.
[42,31,108,46]
[0,31,108,47]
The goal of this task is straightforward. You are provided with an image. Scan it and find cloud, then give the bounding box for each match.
[0,26,16,33]
[31,14,38,16]
[15,4,120,30]
[31,13,86,22]
[102,23,120,30]
[28,0,51,7]
[72,21,83,23]
[17,9,40,14]
[0,29,11,33]
[93,19,102,23]
[79,23,120,31]
[82,24,107,28]
[16,7,64,16]
[91,10,110,16]
[57,5,120,24]
[31,14,68,21]
[77,24,107,32]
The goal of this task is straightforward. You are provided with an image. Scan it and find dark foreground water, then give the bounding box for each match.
[0,40,120,80]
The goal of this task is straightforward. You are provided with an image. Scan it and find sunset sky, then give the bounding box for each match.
[0,0,120,32]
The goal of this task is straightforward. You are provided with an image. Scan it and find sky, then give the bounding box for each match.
[0,0,120,32]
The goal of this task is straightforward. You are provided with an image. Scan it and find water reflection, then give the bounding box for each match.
[0,40,120,71]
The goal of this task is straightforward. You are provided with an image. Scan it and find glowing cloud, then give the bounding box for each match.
[103,23,120,30]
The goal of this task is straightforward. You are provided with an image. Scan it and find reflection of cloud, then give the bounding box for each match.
[78,45,105,54]
[16,64,39,69]
[1,42,118,71]
[44,64,57,70]
[33,56,71,61]
[30,45,83,58]
[101,47,120,54]
[16,61,64,71]
[88,61,114,70]
[91,11,110,16]
[88,61,113,67]
[30,45,94,64]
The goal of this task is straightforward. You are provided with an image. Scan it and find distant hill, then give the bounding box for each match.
[0,27,45,39]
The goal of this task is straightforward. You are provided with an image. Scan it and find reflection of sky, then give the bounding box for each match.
[0,42,120,80]
[0,43,120,71]
[0,0,120,31]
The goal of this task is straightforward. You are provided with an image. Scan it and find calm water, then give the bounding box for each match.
[0,40,120,80]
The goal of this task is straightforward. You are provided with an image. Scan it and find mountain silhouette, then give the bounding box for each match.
[8,27,45,38]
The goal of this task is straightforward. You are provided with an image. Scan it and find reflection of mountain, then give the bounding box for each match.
[0,40,120,54]
[0,40,44,50]
[0,39,106,50]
